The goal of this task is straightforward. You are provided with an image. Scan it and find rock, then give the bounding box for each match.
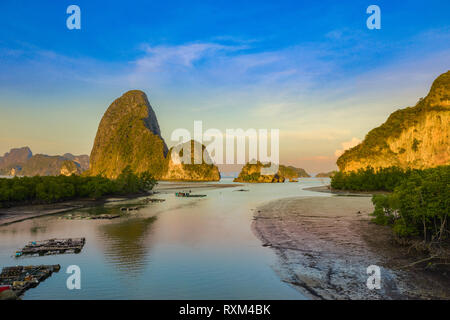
[89,90,168,179]
[233,161,287,183]
[62,153,90,171]
[162,140,220,181]
[337,71,450,172]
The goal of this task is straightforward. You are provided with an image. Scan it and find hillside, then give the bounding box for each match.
[285,166,311,178]
[337,71,450,172]
[0,147,88,177]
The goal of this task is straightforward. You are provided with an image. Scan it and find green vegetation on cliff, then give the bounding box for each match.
[0,166,156,208]
[337,71,450,172]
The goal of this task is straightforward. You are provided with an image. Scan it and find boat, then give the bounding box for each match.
[175,192,206,198]
[0,285,11,294]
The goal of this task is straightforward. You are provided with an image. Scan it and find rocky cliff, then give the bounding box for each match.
[162,140,220,181]
[337,71,450,172]
[89,90,220,181]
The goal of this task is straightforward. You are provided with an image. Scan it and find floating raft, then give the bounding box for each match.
[90,214,120,219]
[120,207,139,212]
[62,213,121,220]
[175,192,206,198]
[142,198,165,203]
[0,265,60,299]
[15,238,86,257]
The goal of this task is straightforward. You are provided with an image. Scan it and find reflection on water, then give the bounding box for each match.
[98,217,157,276]
[0,178,330,299]
[29,225,47,235]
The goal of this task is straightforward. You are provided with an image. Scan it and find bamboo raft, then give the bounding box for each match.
[120,207,139,212]
[0,265,60,298]
[90,214,120,219]
[142,198,165,203]
[15,238,86,257]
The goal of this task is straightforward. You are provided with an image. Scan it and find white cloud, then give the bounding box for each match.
[135,43,235,71]
[334,137,361,157]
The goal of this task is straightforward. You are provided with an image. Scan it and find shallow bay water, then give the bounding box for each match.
[0,178,330,299]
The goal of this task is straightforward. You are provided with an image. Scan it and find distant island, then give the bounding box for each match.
[0,147,89,177]
[283,166,310,178]
[234,161,310,183]
[315,171,336,178]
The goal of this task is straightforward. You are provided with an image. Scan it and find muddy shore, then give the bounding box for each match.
[0,182,239,226]
[252,196,450,300]
[304,185,390,196]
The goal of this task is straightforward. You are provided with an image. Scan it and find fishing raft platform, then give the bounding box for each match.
[15,238,86,257]
[0,265,60,298]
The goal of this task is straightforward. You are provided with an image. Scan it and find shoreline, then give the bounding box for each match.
[252,196,450,299]
[0,182,240,226]
[303,185,391,196]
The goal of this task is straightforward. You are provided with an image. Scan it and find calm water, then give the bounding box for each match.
[0,178,330,299]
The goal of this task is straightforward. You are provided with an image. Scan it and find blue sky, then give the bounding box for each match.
[0,0,449,172]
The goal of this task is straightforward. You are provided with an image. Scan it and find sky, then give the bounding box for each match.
[0,0,449,174]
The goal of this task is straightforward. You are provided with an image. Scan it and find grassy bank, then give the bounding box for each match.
[0,166,156,208]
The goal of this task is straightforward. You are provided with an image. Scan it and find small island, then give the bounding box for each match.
[234,162,310,183]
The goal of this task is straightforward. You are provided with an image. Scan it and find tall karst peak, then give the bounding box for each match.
[89,90,168,179]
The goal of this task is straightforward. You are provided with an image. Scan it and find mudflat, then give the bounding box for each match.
[252,196,450,299]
